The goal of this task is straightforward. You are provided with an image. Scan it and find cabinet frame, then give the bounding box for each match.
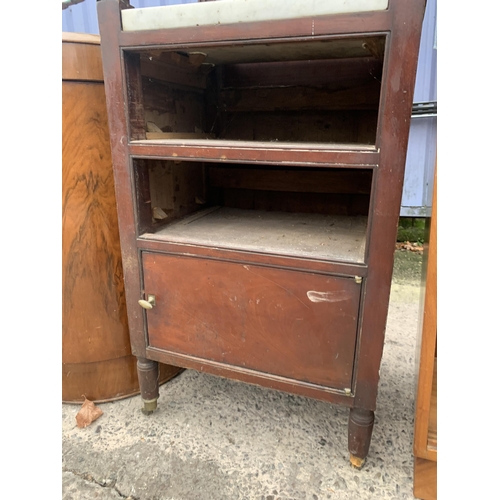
[97,0,425,466]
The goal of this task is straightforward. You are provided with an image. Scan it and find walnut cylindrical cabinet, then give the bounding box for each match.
[62,32,182,403]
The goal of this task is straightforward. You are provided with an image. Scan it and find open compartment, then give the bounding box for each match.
[134,159,373,263]
[125,35,386,146]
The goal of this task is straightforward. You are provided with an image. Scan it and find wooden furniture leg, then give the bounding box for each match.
[137,358,159,414]
[348,407,375,468]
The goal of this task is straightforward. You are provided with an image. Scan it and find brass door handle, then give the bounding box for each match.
[138,294,156,310]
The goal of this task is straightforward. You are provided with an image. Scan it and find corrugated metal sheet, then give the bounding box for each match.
[62,0,197,34]
[63,0,436,216]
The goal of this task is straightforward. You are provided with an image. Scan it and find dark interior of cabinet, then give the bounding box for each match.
[134,160,372,262]
[125,35,385,145]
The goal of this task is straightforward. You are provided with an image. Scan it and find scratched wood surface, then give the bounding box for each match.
[143,253,361,389]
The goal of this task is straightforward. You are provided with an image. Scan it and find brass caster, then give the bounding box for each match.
[141,398,157,415]
[349,453,366,469]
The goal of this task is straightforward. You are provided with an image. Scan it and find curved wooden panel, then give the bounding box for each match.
[62,80,129,364]
[63,357,182,404]
[62,36,182,402]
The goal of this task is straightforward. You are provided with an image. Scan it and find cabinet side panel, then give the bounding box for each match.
[353,0,426,408]
[98,0,147,357]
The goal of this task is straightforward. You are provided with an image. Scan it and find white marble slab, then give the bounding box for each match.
[122,0,389,32]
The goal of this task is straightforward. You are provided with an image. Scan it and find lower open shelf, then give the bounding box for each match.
[141,207,367,263]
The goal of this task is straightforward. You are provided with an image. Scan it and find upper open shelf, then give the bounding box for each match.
[124,34,386,150]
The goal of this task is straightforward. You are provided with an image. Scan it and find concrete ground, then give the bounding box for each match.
[62,250,424,500]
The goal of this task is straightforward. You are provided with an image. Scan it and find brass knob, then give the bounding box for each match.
[138,294,156,310]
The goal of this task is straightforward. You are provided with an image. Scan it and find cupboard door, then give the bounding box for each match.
[142,253,361,390]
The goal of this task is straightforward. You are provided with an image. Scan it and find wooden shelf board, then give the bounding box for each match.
[145,132,216,140]
[129,139,379,167]
[141,207,367,264]
[131,138,377,152]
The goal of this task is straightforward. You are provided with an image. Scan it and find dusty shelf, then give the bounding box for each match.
[140,207,367,263]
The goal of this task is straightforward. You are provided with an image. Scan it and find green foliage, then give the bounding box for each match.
[397,217,426,244]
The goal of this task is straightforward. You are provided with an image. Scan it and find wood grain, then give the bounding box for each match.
[220,110,378,144]
[62,32,101,45]
[62,35,182,401]
[414,166,437,461]
[221,57,383,90]
[128,140,379,168]
[62,81,130,364]
[209,165,371,216]
[427,358,437,449]
[134,159,207,233]
[140,55,210,90]
[413,457,437,500]
[62,42,104,81]
[63,357,181,404]
[141,77,205,137]
[220,189,370,217]
[208,166,372,194]
[221,82,381,113]
[125,51,147,140]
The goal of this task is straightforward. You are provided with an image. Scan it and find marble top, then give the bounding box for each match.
[122,0,389,32]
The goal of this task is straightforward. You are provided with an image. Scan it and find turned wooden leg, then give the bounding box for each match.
[137,357,159,415]
[348,407,375,468]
